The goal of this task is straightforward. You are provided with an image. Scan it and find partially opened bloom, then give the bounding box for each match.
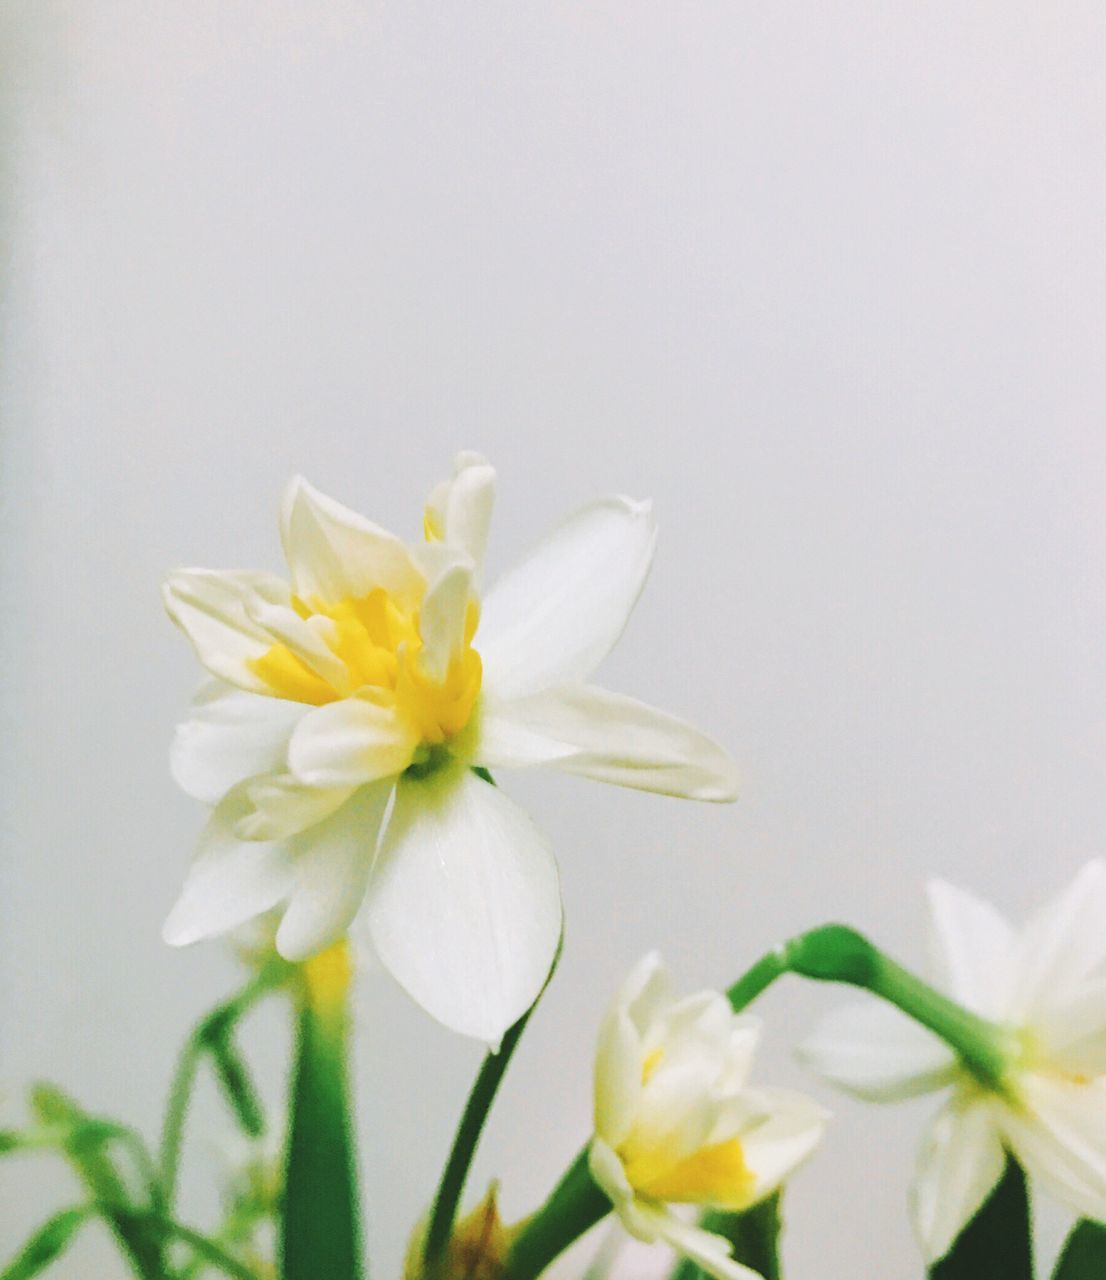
[589,953,828,1280]
[163,454,737,1044]
[799,861,1106,1263]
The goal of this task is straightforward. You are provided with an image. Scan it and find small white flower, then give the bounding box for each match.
[589,953,828,1280]
[799,861,1106,1264]
[162,455,737,1044]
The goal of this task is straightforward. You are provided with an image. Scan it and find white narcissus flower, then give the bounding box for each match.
[589,953,828,1280]
[163,454,737,1045]
[799,861,1106,1264]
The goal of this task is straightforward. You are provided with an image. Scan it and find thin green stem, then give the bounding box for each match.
[423,933,562,1273]
[113,1209,262,1280]
[506,1149,610,1280]
[160,961,285,1207]
[728,924,1013,1091]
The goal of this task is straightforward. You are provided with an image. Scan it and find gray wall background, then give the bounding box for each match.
[3,4,1106,1276]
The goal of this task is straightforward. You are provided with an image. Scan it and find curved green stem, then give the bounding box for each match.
[727,924,1013,1090]
[506,1149,610,1280]
[423,933,563,1273]
[160,960,286,1207]
[113,1208,263,1280]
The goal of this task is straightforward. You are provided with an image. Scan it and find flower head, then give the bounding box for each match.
[799,861,1106,1263]
[163,455,737,1044]
[589,953,828,1280]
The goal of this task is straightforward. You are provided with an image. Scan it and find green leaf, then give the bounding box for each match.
[930,1160,1032,1280]
[1053,1220,1106,1279]
[668,1196,781,1280]
[208,1036,266,1138]
[1,1206,92,1279]
[280,986,362,1280]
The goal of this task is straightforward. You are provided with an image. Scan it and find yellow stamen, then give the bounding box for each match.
[641,1048,664,1084]
[302,940,352,1012]
[246,587,482,746]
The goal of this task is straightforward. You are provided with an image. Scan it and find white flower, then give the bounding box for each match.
[162,454,737,1044]
[589,953,828,1280]
[799,861,1106,1264]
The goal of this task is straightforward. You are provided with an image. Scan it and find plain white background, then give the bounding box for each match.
[3,4,1106,1276]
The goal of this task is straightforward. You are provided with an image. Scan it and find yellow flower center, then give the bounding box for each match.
[621,1135,756,1210]
[247,588,482,746]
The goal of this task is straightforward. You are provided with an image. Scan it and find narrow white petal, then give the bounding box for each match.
[1035,979,1106,1073]
[637,1205,766,1280]
[911,1096,1006,1265]
[478,683,737,802]
[735,1087,830,1201]
[365,769,562,1045]
[280,475,422,604]
[588,1136,636,1211]
[478,496,657,698]
[926,879,1018,1019]
[275,782,392,962]
[163,569,293,693]
[594,960,658,1147]
[236,774,357,841]
[162,786,296,945]
[288,698,417,788]
[1000,1074,1106,1224]
[419,560,475,681]
[798,1000,957,1103]
[426,453,496,573]
[1009,861,1106,1023]
[170,679,304,804]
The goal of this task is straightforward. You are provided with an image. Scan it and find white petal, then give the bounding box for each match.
[426,453,496,573]
[926,879,1018,1019]
[1000,1074,1106,1224]
[594,954,666,1147]
[236,774,357,841]
[588,1136,636,1212]
[635,1204,766,1280]
[478,496,657,698]
[419,559,475,682]
[736,1087,829,1201]
[275,782,393,962]
[280,475,422,604]
[365,768,562,1045]
[163,569,294,693]
[1009,861,1106,1023]
[1035,979,1106,1073]
[477,683,737,802]
[170,679,304,804]
[162,786,296,945]
[910,1095,1006,1264]
[798,1000,957,1103]
[287,698,417,788]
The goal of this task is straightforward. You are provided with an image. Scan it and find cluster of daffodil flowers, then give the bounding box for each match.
[4,454,1106,1280]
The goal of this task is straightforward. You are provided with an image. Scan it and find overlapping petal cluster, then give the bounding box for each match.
[590,953,827,1280]
[800,861,1106,1262]
[162,454,737,1044]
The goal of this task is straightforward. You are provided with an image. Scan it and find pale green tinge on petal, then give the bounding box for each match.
[162,786,297,946]
[911,1095,1006,1264]
[478,496,657,700]
[170,679,305,804]
[926,879,1018,1021]
[797,999,957,1103]
[162,569,295,694]
[364,768,562,1046]
[287,697,418,788]
[280,474,423,604]
[477,683,738,802]
[593,954,667,1149]
[999,1074,1106,1225]
[236,774,357,842]
[275,781,393,962]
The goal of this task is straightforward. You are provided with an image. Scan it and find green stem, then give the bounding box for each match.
[160,961,285,1207]
[280,946,362,1280]
[423,930,562,1273]
[113,1209,263,1280]
[728,924,1013,1091]
[506,1149,611,1280]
